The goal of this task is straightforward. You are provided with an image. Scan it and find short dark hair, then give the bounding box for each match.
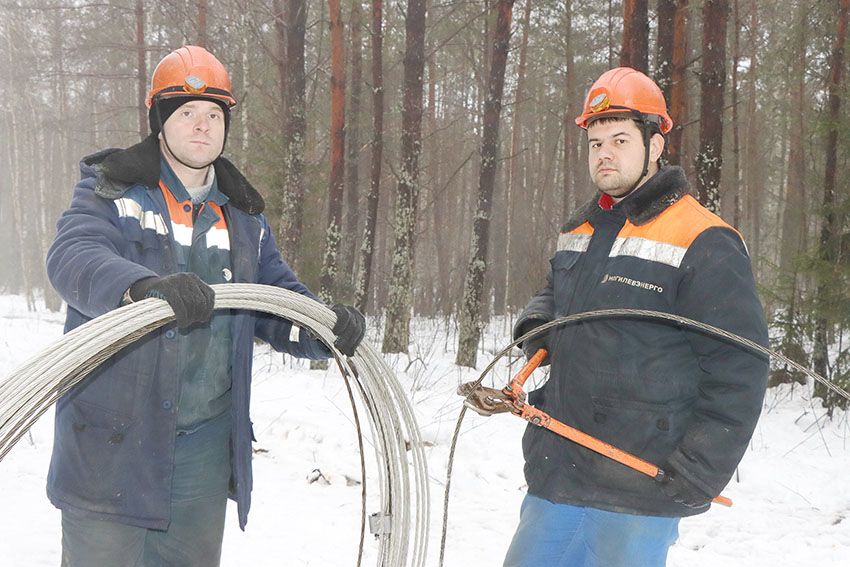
[586,115,637,130]
[586,114,664,139]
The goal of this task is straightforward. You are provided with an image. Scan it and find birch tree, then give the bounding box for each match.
[279,0,308,270]
[355,0,384,314]
[456,0,515,367]
[504,0,532,314]
[382,0,426,353]
[343,0,364,290]
[320,0,347,302]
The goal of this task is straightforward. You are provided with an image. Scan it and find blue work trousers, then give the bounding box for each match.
[61,412,232,567]
[503,494,680,567]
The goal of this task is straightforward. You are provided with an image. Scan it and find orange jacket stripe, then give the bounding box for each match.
[559,195,745,268]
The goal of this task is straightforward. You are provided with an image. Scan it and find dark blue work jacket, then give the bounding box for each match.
[46,135,329,530]
[515,167,769,518]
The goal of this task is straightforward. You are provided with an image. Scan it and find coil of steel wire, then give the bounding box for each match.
[0,283,429,567]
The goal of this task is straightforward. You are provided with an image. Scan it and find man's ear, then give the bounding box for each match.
[649,132,665,163]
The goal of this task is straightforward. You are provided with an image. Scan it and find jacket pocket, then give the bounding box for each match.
[550,251,581,314]
[119,219,171,272]
[70,329,159,420]
[590,391,693,461]
[56,399,137,505]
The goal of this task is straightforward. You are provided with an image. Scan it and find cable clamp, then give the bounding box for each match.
[369,512,392,538]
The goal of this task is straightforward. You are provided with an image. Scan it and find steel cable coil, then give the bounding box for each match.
[0,283,429,567]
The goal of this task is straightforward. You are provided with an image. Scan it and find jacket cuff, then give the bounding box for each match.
[513,314,552,342]
[666,449,721,497]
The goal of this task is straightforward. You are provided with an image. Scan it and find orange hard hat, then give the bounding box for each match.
[575,67,672,134]
[145,45,236,108]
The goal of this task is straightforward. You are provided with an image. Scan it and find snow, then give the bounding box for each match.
[0,294,849,566]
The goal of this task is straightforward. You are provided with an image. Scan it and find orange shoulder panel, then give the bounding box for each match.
[623,195,741,249]
[569,221,595,235]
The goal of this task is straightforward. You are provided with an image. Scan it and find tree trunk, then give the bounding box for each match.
[381,0,426,353]
[655,0,674,110]
[771,0,808,389]
[779,2,807,276]
[136,0,147,140]
[631,0,649,73]
[607,0,616,66]
[563,1,578,216]
[456,0,515,368]
[505,0,531,314]
[814,0,849,410]
[279,0,308,270]
[273,0,288,113]
[343,0,364,295]
[620,0,648,72]
[423,47,443,316]
[197,0,207,48]
[694,0,727,213]
[44,7,69,311]
[320,0,347,303]
[667,0,688,165]
[355,0,384,314]
[240,13,250,155]
[729,0,741,228]
[744,3,762,271]
[4,22,33,306]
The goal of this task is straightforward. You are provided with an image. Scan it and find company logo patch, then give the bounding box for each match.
[601,273,664,294]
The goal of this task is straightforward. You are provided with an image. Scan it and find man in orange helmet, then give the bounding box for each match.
[45,46,365,566]
[503,68,769,566]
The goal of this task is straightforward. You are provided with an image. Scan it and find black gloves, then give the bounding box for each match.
[129,273,215,330]
[331,304,366,356]
[660,463,713,509]
[517,319,551,367]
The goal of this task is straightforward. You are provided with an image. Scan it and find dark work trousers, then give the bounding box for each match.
[61,411,232,567]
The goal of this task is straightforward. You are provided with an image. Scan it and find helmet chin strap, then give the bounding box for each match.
[631,122,654,195]
[618,117,654,200]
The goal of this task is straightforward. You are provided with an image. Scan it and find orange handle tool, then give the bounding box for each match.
[507,349,732,507]
[505,348,549,399]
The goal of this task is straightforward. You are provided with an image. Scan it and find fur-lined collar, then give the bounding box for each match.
[562,165,689,232]
[84,134,265,215]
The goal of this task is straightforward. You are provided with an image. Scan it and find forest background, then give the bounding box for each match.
[2,0,850,408]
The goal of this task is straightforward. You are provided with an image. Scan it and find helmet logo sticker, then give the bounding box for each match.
[590,92,610,113]
[184,75,207,95]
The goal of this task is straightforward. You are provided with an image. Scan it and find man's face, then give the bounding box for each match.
[587,118,661,203]
[159,99,226,170]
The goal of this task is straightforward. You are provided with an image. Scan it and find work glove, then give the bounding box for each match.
[517,319,551,367]
[660,463,713,509]
[129,273,215,330]
[331,304,366,356]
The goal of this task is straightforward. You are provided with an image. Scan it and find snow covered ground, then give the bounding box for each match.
[1,294,849,566]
